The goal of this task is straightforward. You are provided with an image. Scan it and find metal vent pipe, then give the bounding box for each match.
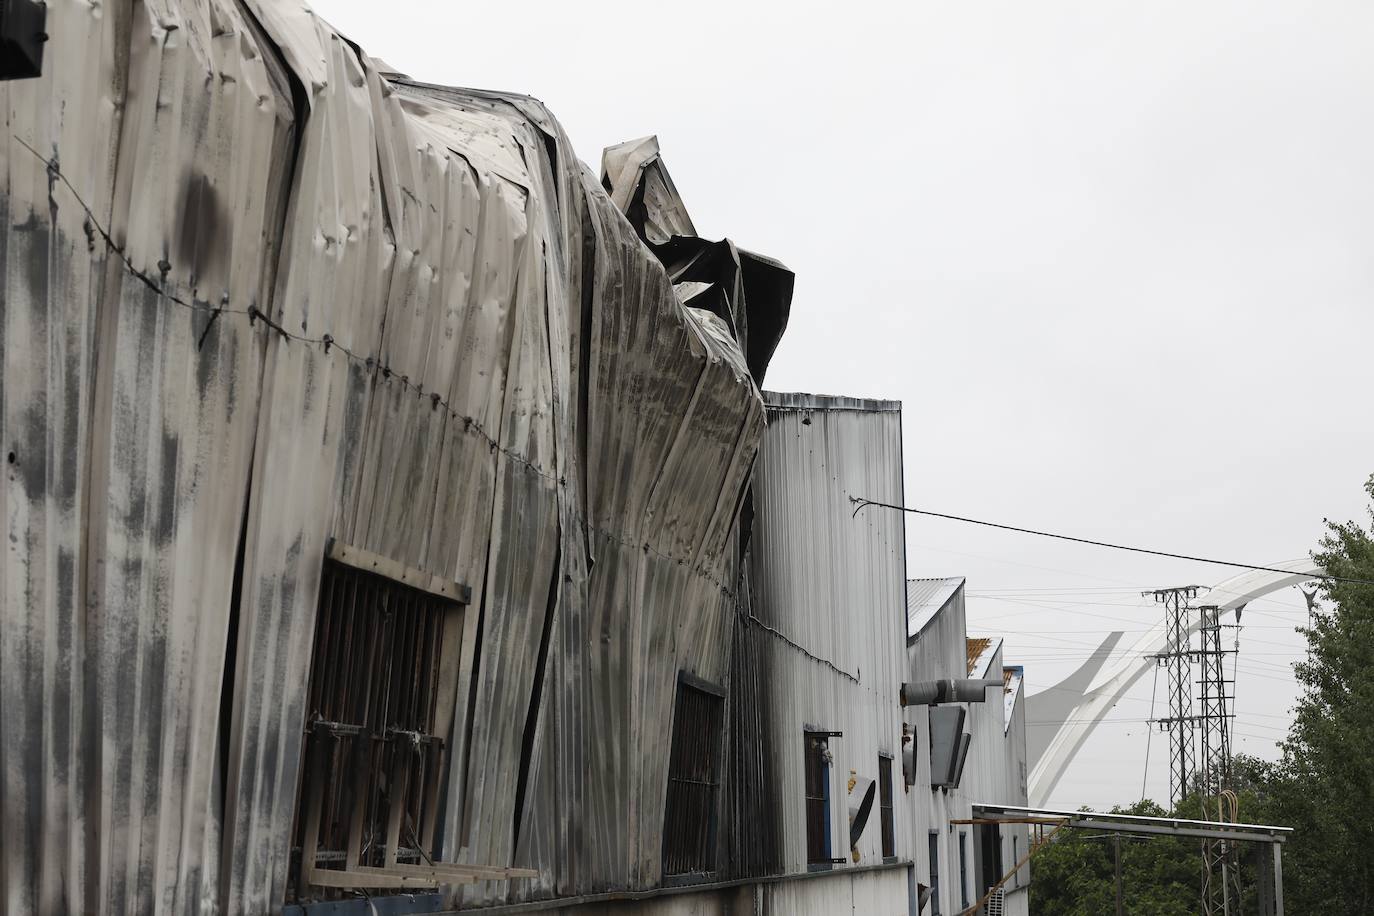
[900,678,1003,707]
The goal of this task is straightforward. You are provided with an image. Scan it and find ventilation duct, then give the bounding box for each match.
[901,678,1002,707]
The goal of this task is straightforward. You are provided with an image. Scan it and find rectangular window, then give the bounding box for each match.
[959,831,970,909]
[928,831,941,916]
[1013,836,1020,887]
[878,755,895,859]
[804,733,835,865]
[662,674,725,876]
[291,549,465,895]
[978,822,1003,897]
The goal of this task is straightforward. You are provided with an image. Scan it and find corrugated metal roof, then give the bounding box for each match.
[763,390,903,413]
[966,637,1002,677]
[906,577,965,640]
[966,638,992,675]
[1003,665,1025,727]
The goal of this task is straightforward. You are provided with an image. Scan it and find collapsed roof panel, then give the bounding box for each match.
[602,136,794,388]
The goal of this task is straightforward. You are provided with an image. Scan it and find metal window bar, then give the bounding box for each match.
[878,755,895,858]
[663,678,725,876]
[291,558,455,900]
[804,734,836,865]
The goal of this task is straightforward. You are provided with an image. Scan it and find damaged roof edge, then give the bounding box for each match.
[763,391,903,413]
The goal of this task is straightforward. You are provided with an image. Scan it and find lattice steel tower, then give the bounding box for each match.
[1198,603,1242,915]
[1147,585,1200,807]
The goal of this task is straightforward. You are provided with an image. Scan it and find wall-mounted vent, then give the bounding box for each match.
[0,0,46,80]
[928,705,967,788]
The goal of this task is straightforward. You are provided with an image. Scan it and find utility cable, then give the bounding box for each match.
[1141,662,1157,804]
[851,496,1374,586]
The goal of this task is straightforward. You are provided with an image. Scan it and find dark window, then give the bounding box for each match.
[804,733,834,864]
[978,822,1003,895]
[662,675,725,876]
[291,552,462,897]
[959,831,970,908]
[1013,836,1020,887]
[928,831,941,915]
[878,755,895,859]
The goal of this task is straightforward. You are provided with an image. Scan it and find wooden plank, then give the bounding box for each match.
[296,738,327,901]
[383,745,412,868]
[428,862,541,880]
[381,863,487,883]
[306,867,444,890]
[344,736,372,870]
[327,539,472,604]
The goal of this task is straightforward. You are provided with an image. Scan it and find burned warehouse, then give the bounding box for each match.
[1,1,1034,914]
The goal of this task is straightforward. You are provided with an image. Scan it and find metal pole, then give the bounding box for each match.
[1272,843,1284,916]
[1114,834,1124,916]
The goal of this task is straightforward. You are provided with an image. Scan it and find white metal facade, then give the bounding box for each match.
[907,583,1032,915]
[745,393,912,882]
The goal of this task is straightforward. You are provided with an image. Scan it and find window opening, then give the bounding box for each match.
[959,831,970,909]
[928,831,941,916]
[805,732,839,865]
[878,755,895,859]
[662,673,725,876]
[286,543,539,901]
[291,554,455,897]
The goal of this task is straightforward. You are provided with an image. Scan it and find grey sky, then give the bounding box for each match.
[315,0,1374,809]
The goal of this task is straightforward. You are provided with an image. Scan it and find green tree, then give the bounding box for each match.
[1033,477,1374,913]
[1030,800,1199,915]
[1261,474,1374,912]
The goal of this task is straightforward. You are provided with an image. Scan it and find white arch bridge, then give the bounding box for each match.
[1025,558,1320,806]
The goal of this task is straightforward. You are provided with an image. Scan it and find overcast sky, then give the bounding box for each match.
[315,0,1374,809]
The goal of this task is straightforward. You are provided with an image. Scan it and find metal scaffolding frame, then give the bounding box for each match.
[967,805,1291,916]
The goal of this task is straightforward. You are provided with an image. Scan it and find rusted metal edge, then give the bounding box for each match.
[437,860,916,915]
[325,538,473,604]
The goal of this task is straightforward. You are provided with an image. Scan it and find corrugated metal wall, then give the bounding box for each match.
[3,2,295,912]
[735,394,911,879]
[1,2,775,913]
[908,591,1034,913]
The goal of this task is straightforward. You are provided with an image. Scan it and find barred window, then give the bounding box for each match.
[290,543,467,897]
[662,673,725,876]
[878,754,895,859]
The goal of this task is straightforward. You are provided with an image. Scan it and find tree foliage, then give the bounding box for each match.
[1032,476,1374,914]
[1030,800,1200,915]
[1261,473,1374,912]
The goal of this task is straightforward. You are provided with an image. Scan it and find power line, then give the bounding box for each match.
[854,496,1374,586]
